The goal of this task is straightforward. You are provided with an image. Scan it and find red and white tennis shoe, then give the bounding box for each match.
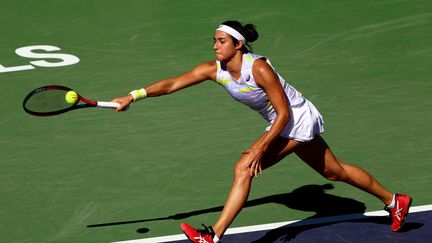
[181,223,215,243]
[385,194,412,232]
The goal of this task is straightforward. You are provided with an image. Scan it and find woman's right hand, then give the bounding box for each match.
[111,95,134,112]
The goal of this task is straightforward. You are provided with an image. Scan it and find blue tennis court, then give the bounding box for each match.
[115,205,432,242]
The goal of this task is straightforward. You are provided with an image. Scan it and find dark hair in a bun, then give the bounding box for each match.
[221,20,258,53]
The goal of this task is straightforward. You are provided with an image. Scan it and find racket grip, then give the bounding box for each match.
[96,101,120,109]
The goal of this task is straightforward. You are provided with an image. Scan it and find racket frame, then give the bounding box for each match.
[23,85,119,116]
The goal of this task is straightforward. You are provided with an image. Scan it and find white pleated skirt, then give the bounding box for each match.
[265,99,325,142]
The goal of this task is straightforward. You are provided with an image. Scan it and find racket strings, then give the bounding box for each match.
[24,89,75,113]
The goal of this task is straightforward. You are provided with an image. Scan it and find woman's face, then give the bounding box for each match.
[213,30,241,62]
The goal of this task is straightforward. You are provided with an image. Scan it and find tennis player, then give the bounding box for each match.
[112,20,412,243]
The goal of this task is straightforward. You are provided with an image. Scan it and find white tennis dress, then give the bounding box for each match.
[215,53,324,142]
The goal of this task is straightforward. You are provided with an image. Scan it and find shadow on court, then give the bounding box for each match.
[88,184,428,242]
[87,183,367,234]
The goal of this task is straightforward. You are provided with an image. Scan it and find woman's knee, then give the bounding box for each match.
[323,170,345,181]
[322,163,349,182]
[233,158,253,180]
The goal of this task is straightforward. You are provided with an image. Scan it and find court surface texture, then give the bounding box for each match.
[1,0,431,242]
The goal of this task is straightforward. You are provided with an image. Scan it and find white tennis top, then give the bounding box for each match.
[215,53,305,123]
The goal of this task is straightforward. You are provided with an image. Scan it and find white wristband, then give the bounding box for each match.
[128,88,147,101]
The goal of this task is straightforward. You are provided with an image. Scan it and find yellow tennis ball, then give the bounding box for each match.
[65,91,78,104]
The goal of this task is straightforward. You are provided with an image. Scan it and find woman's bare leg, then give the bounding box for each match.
[295,135,393,205]
[212,136,302,237]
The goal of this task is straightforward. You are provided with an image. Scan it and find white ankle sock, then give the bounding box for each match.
[387,194,396,208]
[213,235,220,243]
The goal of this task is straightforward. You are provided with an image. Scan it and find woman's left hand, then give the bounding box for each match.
[242,147,265,177]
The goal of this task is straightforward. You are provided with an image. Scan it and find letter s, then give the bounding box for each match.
[15,45,80,67]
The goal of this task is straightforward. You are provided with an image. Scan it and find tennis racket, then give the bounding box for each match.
[23,85,120,116]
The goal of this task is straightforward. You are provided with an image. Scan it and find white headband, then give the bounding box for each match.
[216,24,246,43]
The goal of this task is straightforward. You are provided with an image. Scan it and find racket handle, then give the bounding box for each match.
[96,101,120,109]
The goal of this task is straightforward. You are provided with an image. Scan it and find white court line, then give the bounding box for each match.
[112,204,432,243]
